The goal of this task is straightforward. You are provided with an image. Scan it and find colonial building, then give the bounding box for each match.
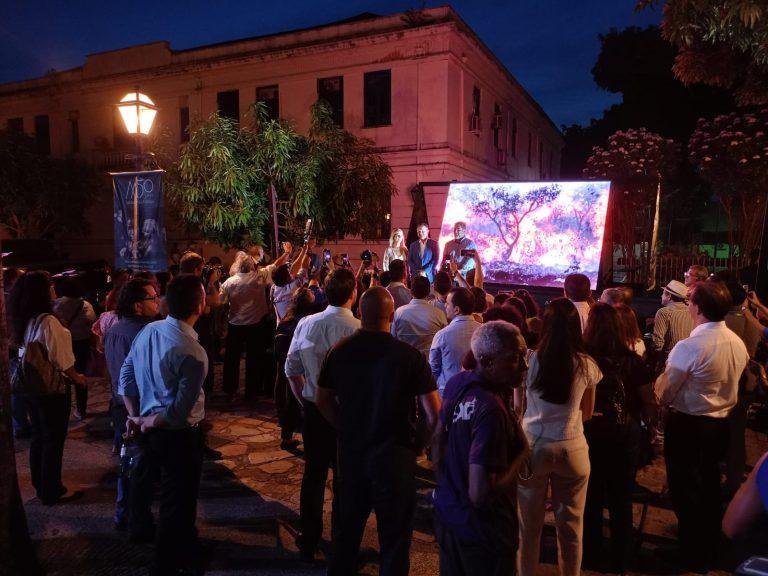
[0,6,562,263]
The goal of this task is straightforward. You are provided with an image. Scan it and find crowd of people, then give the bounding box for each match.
[5,222,768,576]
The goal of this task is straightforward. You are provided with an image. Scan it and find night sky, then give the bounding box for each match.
[0,1,660,128]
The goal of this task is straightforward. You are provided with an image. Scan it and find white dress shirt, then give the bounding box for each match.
[391,298,448,357]
[284,305,360,403]
[570,300,591,333]
[219,264,275,325]
[429,314,481,395]
[655,321,749,418]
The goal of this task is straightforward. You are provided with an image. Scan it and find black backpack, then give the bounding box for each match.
[593,357,627,425]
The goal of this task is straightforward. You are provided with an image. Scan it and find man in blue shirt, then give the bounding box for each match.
[120,274,208,576]
[104,277,159,533]
[443,221,477,277]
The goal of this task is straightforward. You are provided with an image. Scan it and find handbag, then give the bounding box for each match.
[11,314,69,396]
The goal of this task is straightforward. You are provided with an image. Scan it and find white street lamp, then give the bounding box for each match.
[116,90,157,261]
[117,91,158,136]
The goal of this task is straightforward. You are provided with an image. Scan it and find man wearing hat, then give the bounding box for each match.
[651,279,694,356]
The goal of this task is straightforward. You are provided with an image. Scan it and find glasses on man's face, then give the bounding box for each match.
[140,294,159,302]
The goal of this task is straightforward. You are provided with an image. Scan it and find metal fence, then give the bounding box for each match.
[611,253,751,288]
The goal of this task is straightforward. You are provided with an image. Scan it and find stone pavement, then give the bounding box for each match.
[14,372,767,575]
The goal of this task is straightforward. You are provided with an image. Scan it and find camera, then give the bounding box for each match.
[302,218,313,245]
[360,249,373,263]
[341,253,350,267]
[460,248,477,258]
[323,249,332,263]
[442,258,452,272]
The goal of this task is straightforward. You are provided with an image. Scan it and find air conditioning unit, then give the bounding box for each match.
[469,114,481,134]
[496,148,507,166]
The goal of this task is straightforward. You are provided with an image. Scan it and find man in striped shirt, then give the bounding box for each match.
[652,279,693,355]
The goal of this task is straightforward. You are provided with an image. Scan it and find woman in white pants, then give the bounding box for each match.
[515,297,600,576]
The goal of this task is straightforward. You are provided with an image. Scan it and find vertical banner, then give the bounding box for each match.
[111,170,167,272]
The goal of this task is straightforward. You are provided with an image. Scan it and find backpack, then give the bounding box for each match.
[593,357,627,425]
[10,314,69,396]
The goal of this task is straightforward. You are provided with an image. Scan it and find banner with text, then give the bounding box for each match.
[111,170,167,272]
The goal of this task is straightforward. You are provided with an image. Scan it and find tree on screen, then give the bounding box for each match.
[470,184,561,261]
[547,184,601,265]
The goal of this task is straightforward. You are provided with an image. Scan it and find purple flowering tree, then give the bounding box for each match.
[584,128,676,287]
[688,108,768,257]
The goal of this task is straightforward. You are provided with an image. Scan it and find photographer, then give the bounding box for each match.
[447,250,484,290]
[270,243,310,322]
[219,243,292,400]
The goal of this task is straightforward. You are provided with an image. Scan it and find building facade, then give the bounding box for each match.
[0,7,562,264]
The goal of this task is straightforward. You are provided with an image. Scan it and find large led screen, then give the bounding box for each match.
[439,181,611,288]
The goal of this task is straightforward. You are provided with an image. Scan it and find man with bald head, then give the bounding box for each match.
[317,287,441,576]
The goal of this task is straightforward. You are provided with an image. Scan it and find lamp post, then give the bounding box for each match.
[117,90,157,262]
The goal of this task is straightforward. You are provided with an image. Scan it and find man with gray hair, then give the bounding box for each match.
[432,320,529,576]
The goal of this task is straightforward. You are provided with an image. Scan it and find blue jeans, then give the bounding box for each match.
[12,392,31,435]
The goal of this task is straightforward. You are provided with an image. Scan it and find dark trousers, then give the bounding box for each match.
[136,426,204,572]
[435,516,517,576]
[72,338,90,415]
[300,401,338,552]
[665,410,728,570]
[329,448,417,576]
[223,319,273,397]
[26,390,70,503]
[583,418,641,573]
[274,361,301,440]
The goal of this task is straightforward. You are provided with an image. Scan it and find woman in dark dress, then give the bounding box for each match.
[582,302,652,574]
[274,288,318,449]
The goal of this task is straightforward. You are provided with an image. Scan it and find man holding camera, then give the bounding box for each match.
[443,221,477,277]
[219,243,291,400]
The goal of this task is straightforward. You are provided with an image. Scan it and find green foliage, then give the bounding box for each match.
[0,131,103,239]
[169,101,395,249]
[638,0,768,105]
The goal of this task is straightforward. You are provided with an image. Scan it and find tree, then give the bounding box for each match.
[688,108,768,257]
[469,184,561,261]
[584,128,676,286]
[638,0,768,105]
[168,102,396,249]
[561,26,731,178]
[0,132,103,239]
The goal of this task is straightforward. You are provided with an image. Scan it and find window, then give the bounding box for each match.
[549,150,554,178]
[318,76,344,127]
[179,106,190,143]
[363,70,391,127]
[217,89,240,123]
[6,117,23,134]
[510,117,517,158]
[539,141,545,178]
[68,111,80,153]
[34,115,50,156]
[256,85,280,121]
[492,103,503,149]
[527,132,532,167]
[472,85,481,116]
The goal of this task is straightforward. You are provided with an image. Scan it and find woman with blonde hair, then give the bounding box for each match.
[382,228,409,272]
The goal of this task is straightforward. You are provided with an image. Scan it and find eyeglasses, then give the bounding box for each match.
[139,294,160,301]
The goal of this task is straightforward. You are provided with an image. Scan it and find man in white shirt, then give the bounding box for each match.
[392,276,447,356]
[284,268,359,560]
[219,243,291,400]
[563,273,592,333]
[429,287,481,397]
[654,280,748,573]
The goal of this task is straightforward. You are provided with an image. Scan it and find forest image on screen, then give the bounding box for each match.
[439,181,611,288]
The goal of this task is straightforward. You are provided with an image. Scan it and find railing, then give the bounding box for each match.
[92,150,136,171]
[611,253,751,288]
